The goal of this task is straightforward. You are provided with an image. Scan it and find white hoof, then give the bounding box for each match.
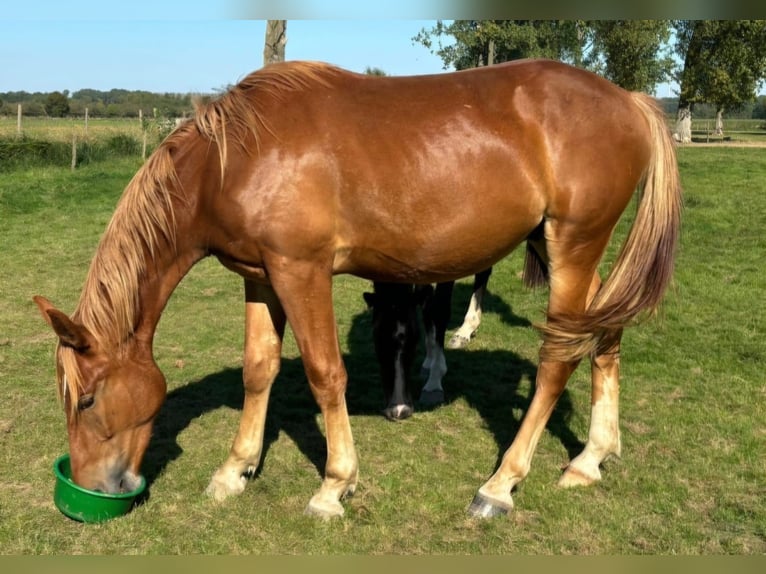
[557,464,601,488]
[304,494,345,519]
[446,333,472,349]
[205,468,247,501]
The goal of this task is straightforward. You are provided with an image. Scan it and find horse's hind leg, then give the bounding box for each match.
[469,223,610,517]
[206,280,286,501]
[559,327,623,487]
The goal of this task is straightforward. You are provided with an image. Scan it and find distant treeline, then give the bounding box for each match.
[0,89,201,118]
[2,88,766,121]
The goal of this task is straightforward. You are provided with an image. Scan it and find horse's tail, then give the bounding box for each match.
[539,92,683,362]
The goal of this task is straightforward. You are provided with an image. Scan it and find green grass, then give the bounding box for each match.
[0,117,171,170]
[0,116,145,142]
[1,148,764,554]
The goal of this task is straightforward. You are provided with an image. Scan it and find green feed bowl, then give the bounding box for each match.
[53,454,146,523]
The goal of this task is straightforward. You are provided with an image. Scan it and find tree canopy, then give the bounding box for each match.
[413,21,586,70]
[674,20,766,113]
[414,19,766,108]
[44,91,70,117]
[586,21,673,92]
[1,88,194,118]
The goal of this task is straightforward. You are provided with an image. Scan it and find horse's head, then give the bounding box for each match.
[363,284,433,421]
[34,296,166,493]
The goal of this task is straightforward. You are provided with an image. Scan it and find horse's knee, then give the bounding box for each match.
[243,352,281,393]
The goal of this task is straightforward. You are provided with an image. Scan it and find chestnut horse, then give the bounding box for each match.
[34,59,681,519]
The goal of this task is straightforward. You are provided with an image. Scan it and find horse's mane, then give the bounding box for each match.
[58,61,340,409]
[193,60,340,175]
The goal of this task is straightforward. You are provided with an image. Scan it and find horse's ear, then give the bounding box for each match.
[33,296,93,352]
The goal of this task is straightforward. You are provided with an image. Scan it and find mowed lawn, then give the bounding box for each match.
[0,146,764,554]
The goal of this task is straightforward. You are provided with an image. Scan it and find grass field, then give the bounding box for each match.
[0,117,174,170]
[0,116,145,142]
[0,146,764,554]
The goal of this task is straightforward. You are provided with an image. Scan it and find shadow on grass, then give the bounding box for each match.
[142,281,584,496]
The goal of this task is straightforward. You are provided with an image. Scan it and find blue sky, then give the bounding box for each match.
[1,19,447,94]
[2,1,679,96]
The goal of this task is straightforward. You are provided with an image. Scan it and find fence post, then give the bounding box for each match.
[139,109,147,160]
[84,107,89,137]
[71,132,77,171]
[17,104,22,137]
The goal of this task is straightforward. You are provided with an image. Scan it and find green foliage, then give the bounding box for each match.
[415,19,766,103]
[0,136,71,168]
[44,91,70,117]
[0,132,145,171]
[587,21,673,92]
[754,95,766,119]
[1,88,194,118]
[364,66,388,76]
[414,20,674,94]
[674,20,766,111]
[413,20,586,70]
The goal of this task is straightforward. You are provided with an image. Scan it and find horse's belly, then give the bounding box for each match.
[333,210,539,283]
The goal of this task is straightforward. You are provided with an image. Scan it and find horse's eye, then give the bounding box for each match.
[77,394,95,411]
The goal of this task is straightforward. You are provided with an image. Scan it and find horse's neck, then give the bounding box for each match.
[132,247,206,345]
[74,220,206,353]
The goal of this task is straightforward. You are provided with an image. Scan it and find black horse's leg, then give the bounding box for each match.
[419,280,453,406]
[447,267,492,349]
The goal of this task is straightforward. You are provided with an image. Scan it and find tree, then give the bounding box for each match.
[753,95,766,119]
[45,91,70,117]
[587,21,673,92]
[364,67,388,76]
[413,20,586,70]
[263,20,287,65]
[414,20,673,96]
[674,20,766,137]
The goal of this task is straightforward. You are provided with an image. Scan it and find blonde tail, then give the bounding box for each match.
[540,92,683,362]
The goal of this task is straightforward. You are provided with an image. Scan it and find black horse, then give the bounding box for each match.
[364,269,492,420]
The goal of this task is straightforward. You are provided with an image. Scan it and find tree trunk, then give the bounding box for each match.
[263,20,287,65]
[675,106,692,144]
[715,108,724,136]
[675,21,703,144]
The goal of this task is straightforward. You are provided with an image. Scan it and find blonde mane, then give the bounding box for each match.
[57,61,340,410]
[193,60,340,176]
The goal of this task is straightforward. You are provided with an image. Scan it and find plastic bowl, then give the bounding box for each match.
[53,454,146,523]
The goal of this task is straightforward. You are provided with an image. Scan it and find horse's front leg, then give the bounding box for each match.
[420,281,453,406]
[270,262,358,519]
[206,280,286,501]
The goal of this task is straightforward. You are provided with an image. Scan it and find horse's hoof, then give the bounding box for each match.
[304,495,345,520]
[204,470,247,502]
[467,493,512,518]
[446,334,471,349]
[418,389,445,407]
[383,404,413,421]
[558,464,600,488]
